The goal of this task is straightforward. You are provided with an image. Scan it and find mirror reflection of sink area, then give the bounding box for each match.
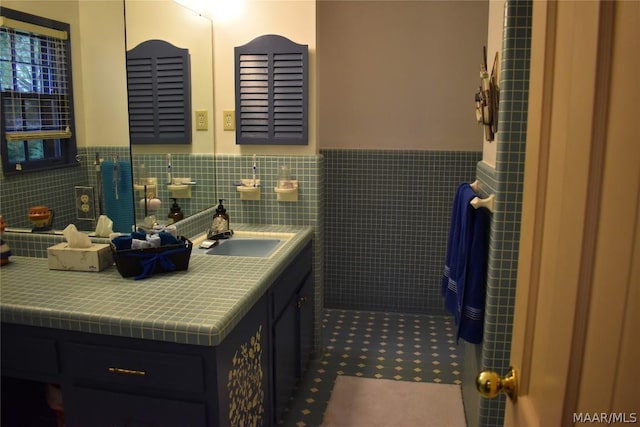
[191,231,294,258]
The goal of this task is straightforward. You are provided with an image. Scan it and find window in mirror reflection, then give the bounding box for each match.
[127,40,192,145]
[0,7,77,175]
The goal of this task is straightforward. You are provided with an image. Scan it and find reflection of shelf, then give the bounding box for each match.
[237,179,261,200]
[274,180,298,202]
[168,178,194,198]
[134,178,158,198]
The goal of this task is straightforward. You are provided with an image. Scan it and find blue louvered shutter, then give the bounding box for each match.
[127,40,192,144]
[235,35,308,145]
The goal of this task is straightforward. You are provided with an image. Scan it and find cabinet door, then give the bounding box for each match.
[1,324,59,382]
[272,301,298,424]
[66,387,207,427]
[297,274,314,377]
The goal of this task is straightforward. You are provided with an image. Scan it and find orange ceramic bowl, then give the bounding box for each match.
[28,206,53,228]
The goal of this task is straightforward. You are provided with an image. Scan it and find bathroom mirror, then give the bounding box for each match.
[125,0,216,227]
[0,0,216,235]
[0,0,134,234]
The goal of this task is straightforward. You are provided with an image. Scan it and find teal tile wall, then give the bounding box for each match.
[321,149,482,314]
[0,147,130,232]
[470,1,533,426]
[213,154,323,227]
[130,153,216,224]
[214,154,325,352]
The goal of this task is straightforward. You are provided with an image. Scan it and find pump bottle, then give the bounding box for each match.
[211,199,230,234]
[167,198,184,224]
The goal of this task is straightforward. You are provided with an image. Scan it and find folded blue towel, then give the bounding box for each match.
[111,235,132,251]
[158,232,180,246]
[131,231,147,240]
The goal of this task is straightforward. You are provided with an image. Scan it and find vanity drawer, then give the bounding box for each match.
[64,343,204,394]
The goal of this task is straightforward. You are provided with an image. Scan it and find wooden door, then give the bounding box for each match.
[504,1,639,425]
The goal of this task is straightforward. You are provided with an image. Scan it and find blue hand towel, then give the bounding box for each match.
[442,183,477,316]
[441,183,490,344]
[456,205,490,344]
[102,161,135,233]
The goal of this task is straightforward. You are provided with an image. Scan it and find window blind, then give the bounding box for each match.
[0,6,77,174]
[0,16,67,40]
[1,19,72,141]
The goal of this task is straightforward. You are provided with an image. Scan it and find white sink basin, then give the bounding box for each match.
[191,231,294,258]
[206,238,282,257]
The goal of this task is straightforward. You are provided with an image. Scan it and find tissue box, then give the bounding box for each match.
[47,243,113,272]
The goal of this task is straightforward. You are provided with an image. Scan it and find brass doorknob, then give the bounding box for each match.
[476,366,518,402]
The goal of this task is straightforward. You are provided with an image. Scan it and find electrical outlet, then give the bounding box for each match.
[195,110,208,131]
[75,186,96,220]
[223,110,235,131]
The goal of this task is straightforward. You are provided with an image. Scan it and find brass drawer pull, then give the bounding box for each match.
[108,367,146,376]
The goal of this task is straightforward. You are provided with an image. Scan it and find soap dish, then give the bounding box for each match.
[274,180,298,202]
[236,179,261,200]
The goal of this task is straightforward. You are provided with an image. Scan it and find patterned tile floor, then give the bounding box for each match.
[280,309,465,427]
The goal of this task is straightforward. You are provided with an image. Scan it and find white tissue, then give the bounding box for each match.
[146,234,161,248]
[95,215,114,237]
[131,239,152,249]
[143,216,157,228]
[149,224,177,237]
[62,224,92,248]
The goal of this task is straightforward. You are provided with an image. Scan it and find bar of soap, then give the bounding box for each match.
[199,240,217,249]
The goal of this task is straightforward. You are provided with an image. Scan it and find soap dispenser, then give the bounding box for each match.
[211,199,230,234]
[167,198,184,224]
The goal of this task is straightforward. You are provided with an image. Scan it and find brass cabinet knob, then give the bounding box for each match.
[476,366,518,402]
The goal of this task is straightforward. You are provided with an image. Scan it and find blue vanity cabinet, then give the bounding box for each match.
[1,240,314,426]
[298,273,314,377]
[1,293,270,427]
[1,325,61,384]
[1,325,64,426]
[60,334,218,427]
[269,243,314,424]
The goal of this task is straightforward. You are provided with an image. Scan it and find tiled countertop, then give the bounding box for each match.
[0,224,313,347]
